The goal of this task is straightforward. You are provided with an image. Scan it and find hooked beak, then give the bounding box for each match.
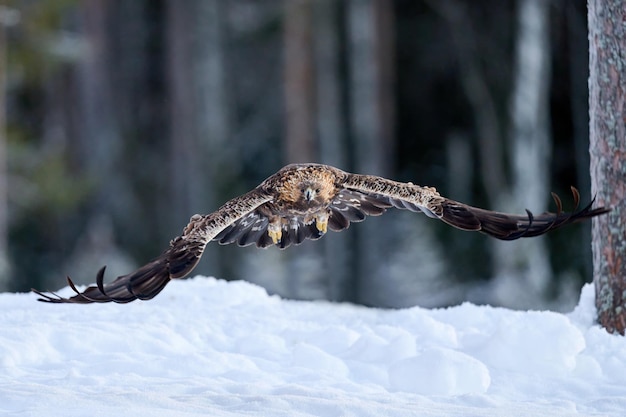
[304,187,315,201]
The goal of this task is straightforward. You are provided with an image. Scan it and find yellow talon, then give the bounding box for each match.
[315,214,328,234]
[268,224,282,244]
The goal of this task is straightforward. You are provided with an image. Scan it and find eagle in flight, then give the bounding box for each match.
[34,163,609,304]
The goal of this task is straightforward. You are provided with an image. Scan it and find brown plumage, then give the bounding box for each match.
[33,163,610,304]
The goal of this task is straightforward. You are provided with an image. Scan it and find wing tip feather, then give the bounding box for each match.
[439,186,609,240]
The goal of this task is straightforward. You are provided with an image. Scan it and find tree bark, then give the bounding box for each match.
[589,0,626,335]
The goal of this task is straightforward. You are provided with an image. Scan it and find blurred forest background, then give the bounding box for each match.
[1,0,594,311]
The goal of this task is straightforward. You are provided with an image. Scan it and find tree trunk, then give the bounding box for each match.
[166,0,234,278]
[73,0,134,283]
[283,0,325,300]
[166,2,197,227]
[491,0,553,308]
[193,0,235,277]
[347,0,394,177]
[314,0,351,302]
[589,0,626,335]
[0,7,16,290]
[76,0,124,216]
[284,0,316,164]
[428,0,506,203]
[347,0,395,306]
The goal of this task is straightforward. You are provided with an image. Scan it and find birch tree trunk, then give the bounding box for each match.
[491,0,553,308]
[588,0,626,335]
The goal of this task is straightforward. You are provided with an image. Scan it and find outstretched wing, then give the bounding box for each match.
[33,190,273,303]
[341,173,609,240]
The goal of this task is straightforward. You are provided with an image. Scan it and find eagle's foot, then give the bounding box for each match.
[315,213,329,234]
[268,223,282,244]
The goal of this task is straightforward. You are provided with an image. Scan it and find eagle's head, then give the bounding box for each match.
[281,179,333,208]
[271,164,339,211]
[300,182,321,203]
[289,180,331,210]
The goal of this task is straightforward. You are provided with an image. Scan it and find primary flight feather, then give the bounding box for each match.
[33,163,610,304]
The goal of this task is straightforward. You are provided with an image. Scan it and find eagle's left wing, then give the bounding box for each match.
[33,190,273,303]
[339,173,609,240]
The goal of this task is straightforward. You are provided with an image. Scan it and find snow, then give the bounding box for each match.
[2,277,626,417]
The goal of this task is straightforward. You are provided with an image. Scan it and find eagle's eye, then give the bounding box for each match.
[315,188,321,193]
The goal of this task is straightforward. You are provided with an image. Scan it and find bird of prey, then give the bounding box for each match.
[33,163,609,304]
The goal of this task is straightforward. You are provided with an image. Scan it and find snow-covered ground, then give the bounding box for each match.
[1,277,626,417]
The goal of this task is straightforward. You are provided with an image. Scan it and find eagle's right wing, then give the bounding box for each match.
[33,190,273,303]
